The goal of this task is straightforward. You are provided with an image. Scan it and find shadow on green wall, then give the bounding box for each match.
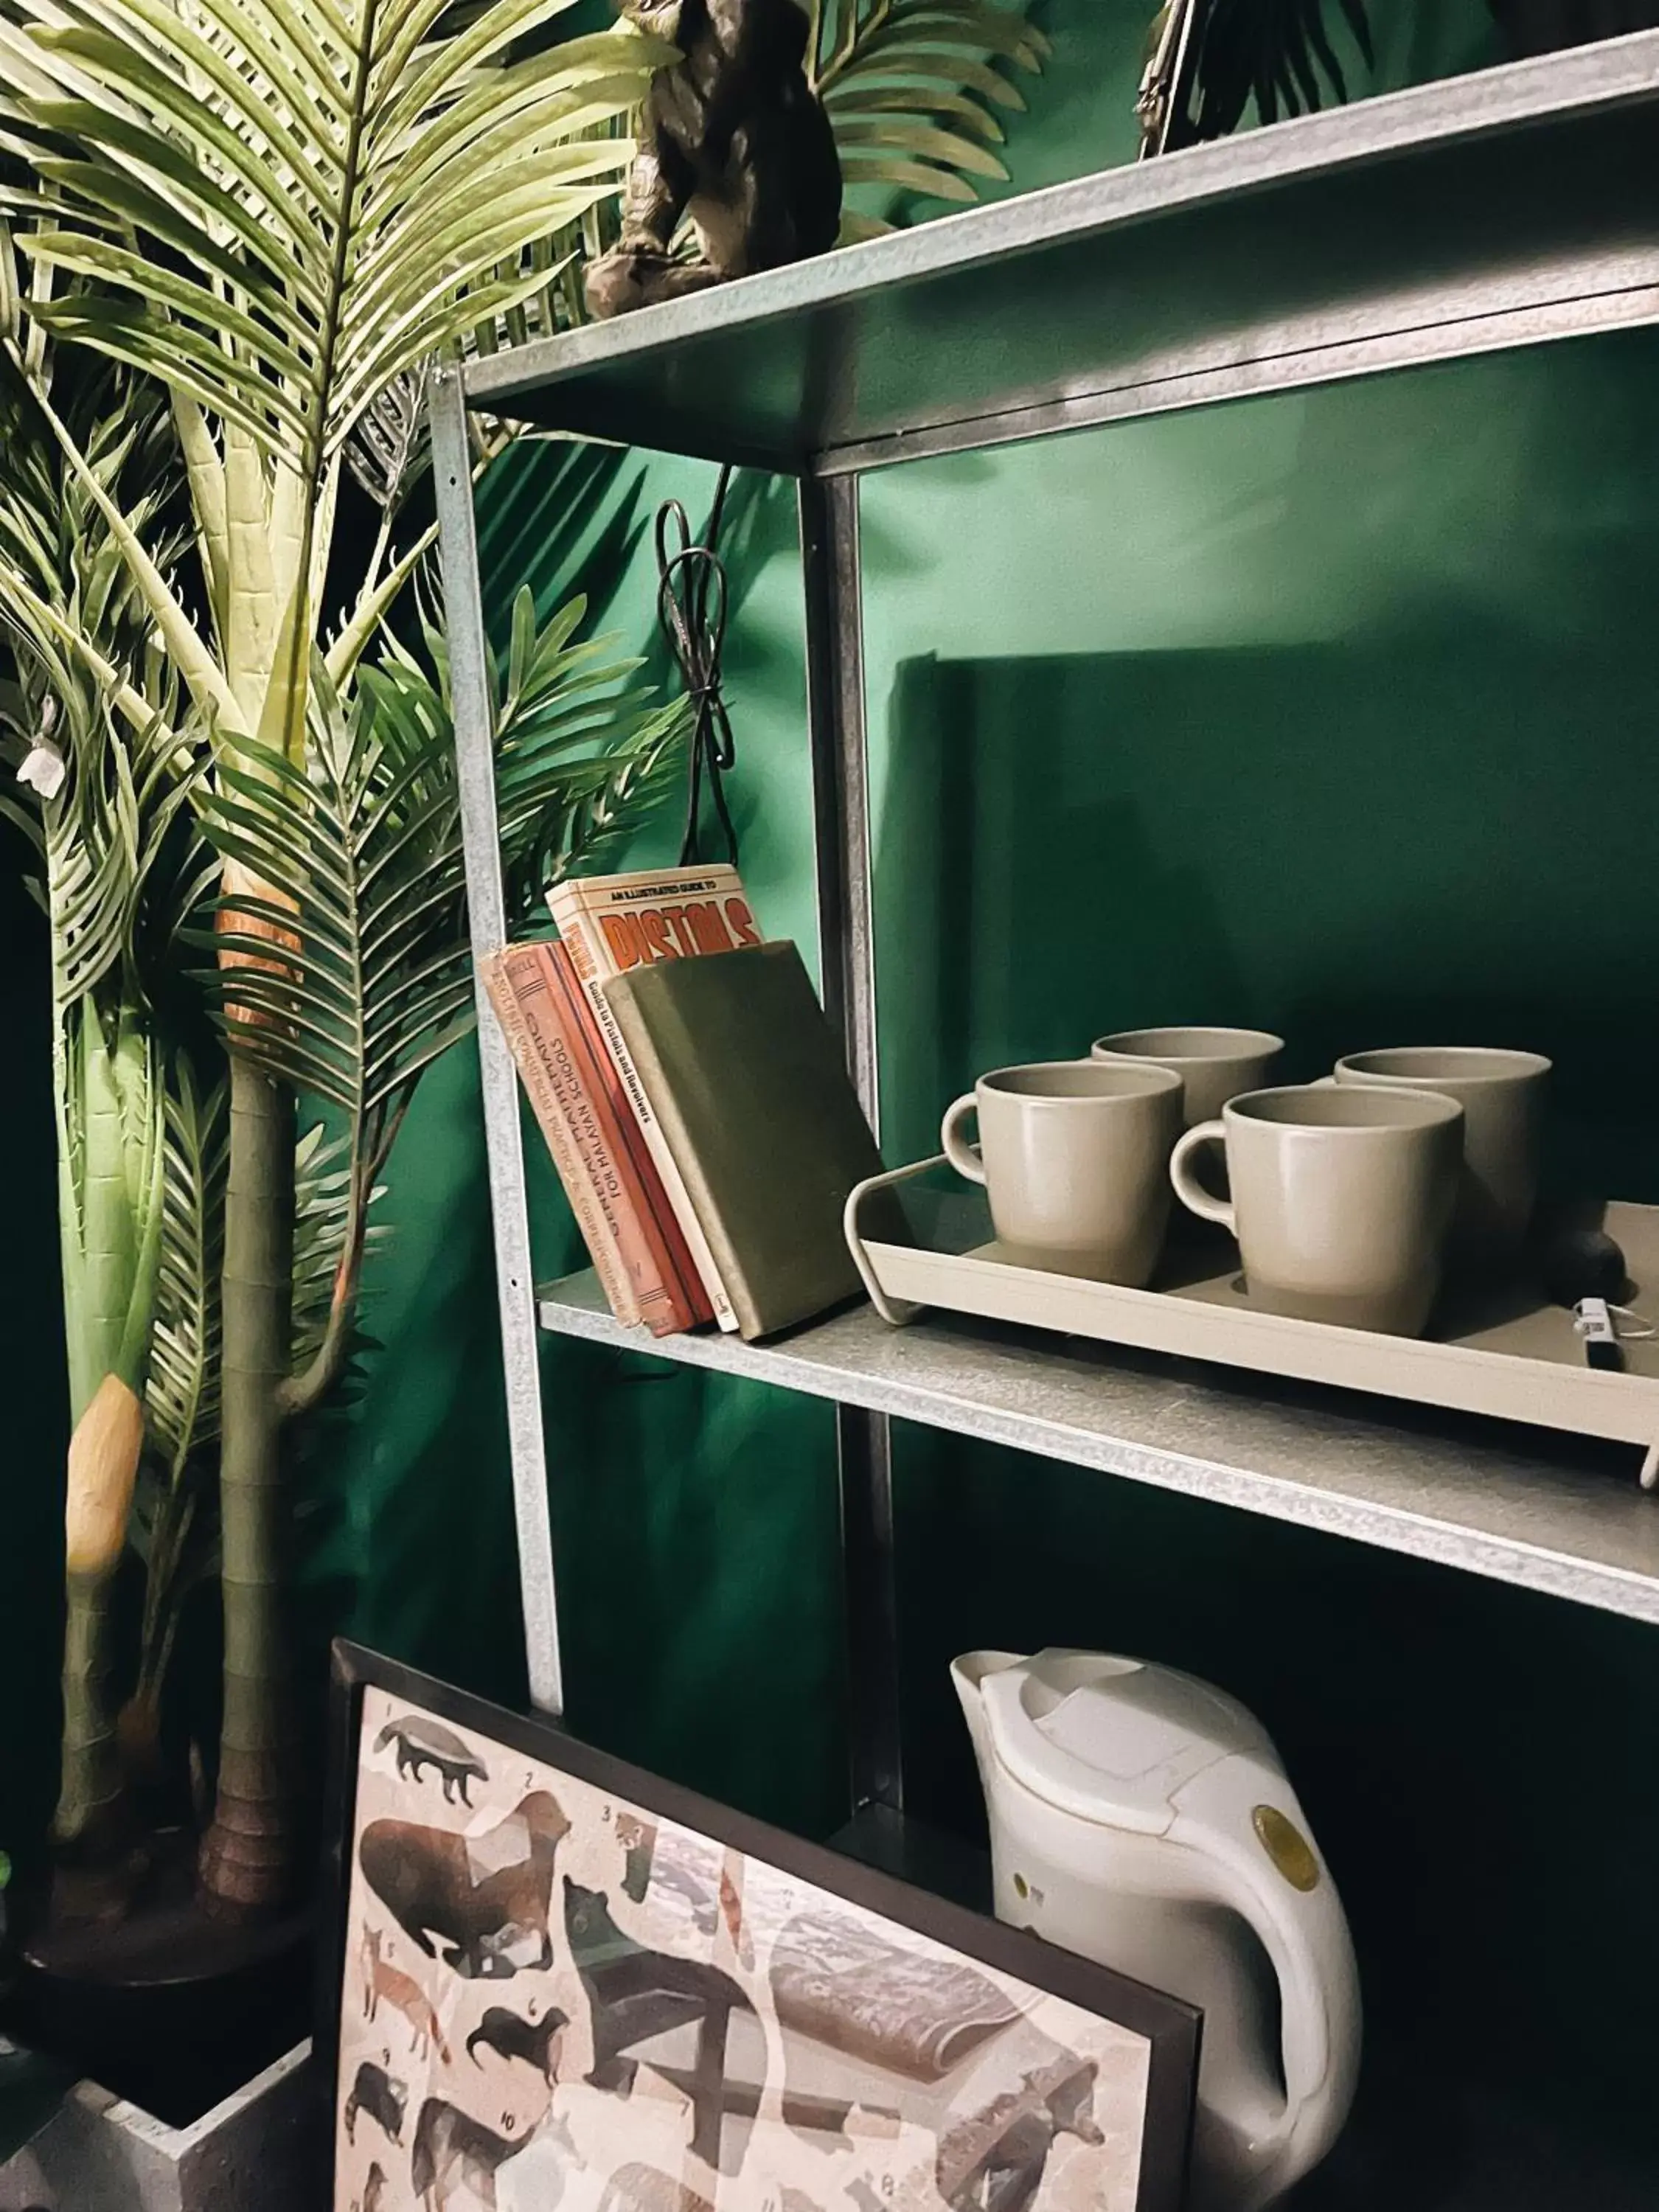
[878,625,1659,1203]
[865,335,1659,2160]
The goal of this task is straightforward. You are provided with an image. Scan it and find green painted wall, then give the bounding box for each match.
[6,0,1659,2171]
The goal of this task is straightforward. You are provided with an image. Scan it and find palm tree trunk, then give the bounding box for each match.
[52,1006,159,1882]
[55,1370,147,1850]
[197,1053,295,1918]
[56,1567,121,1853]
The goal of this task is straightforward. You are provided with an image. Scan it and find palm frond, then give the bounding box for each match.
[0,349,202,1422]
[0,350,186,783]
[293,1122,357,1371]
[344,366,427,513]
[292,1119,385,1376]
[128,1065,226,1734]
[345,99,633,512]
[145,1084,377,1473]
[15,704,198,1015]
[0,6,669,475]
[813,0,1048,233]
[201,589,684,1130]
[146,1060,227,1475]
[463,111,635,353]
[202,695,474,1129]
[406,582,688,910]
[0,0,672,760]
[1175,0,1374,142]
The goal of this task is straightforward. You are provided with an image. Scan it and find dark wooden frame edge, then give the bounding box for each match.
[316,1640,1199,2212]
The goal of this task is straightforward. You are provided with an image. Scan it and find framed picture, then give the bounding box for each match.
[319,1644,1198,2212]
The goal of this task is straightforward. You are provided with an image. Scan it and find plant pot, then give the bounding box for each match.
[1488,0,1659,54]
[0,2039,314,2212]
[0,1827,310,2130]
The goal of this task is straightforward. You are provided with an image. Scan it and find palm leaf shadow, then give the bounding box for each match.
[479,440,658,638]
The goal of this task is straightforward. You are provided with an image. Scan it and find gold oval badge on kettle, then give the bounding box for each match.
[1253,1804,1321,1892]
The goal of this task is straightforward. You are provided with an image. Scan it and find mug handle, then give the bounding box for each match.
[941,1094,985,1186]
[1170,1119,1235,1233]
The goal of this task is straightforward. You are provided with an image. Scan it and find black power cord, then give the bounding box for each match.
[655,463,738,868]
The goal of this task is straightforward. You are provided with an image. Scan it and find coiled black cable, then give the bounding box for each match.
[655,462,738,867]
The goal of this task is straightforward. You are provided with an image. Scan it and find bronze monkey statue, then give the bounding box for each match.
[586,0,842,319]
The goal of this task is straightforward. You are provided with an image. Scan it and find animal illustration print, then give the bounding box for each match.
[596,2161,714,2212]
[375,1715,490,1806]
[639,1826,722,1935]
[362,1926,450,2063]
[465,2005,568,2078]
[344,2061,408,2147]
[563,1877,755,2163]
[936,2057,1104,2212]
[647,2062,898,2156]
[720,1863,754,1969]
[359,1791,569,1979]
[616,1812,656,1905]
[338,1691,1155,2212]
[410,2101,526,2211]
[410,2096,582,2212]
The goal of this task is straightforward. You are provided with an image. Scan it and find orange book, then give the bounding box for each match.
[483,945,706,1336]
[482,945,638,1325]
[542,939,712,1334]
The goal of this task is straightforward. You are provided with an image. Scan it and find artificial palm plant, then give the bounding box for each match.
[0,349,195,1879]
[810,0,1050,229]
[0,340,684,1918]
[0,0,1047,1922]
[0,0,678,1917]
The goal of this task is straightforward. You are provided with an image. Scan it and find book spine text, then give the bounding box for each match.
[552,909,739,1332]
[481,947,639,1326]
[542,942,709,1335]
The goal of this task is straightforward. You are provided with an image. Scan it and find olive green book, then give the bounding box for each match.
[602,941,883,1340]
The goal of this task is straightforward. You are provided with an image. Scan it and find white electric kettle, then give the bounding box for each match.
[953,1649,1360,2212]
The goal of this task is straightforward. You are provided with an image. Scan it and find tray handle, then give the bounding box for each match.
[844,1157,945,1329]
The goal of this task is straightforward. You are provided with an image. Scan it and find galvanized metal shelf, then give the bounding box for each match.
[538,1270,1659,1627]
[433,39,1659,2197]
[464,34,1659,473]
[437,29,1659,1785]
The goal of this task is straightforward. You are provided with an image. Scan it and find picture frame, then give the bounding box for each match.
[319,1642,1199,2212]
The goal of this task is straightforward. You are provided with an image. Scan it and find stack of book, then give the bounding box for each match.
[483,866,886,1342]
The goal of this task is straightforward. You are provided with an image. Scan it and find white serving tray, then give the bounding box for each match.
[844,1159,1659,1479]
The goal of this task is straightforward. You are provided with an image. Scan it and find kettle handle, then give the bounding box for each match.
[1171,1758,1362,2195]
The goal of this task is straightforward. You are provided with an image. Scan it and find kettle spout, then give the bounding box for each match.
[950,1649,1023,1770]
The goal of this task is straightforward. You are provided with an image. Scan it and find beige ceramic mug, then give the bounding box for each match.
[1092,1025,1285,1127]
[942,1061,1183,1285]
[1169,1084,1465,1335]
[1333,1048,1551,1270]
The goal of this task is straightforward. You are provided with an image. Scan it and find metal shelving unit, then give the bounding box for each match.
[433,35,1659,2199]
[459,30,1659,473]
[535,1270,1659,1626]
[436,20,1659,1737]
